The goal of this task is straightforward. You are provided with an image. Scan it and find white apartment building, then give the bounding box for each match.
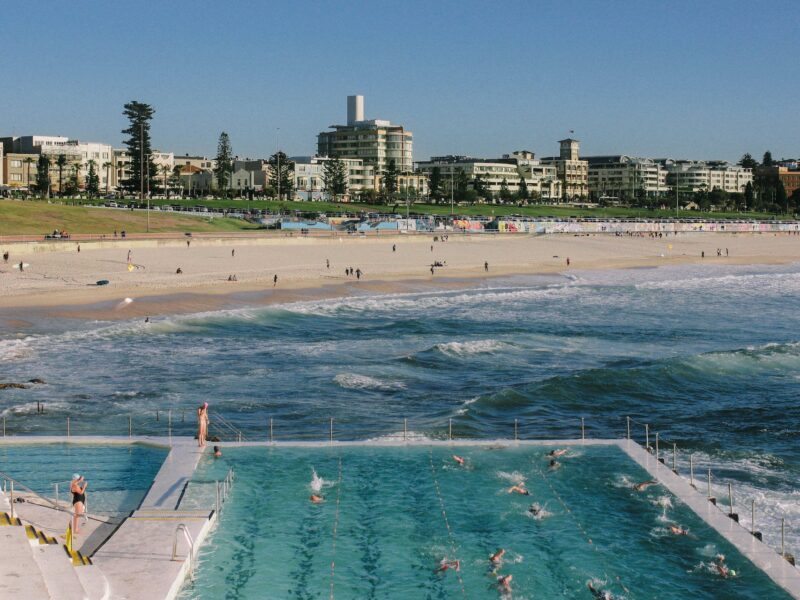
[416,151,562,200]
[540,139,589,199]
[317,95,413,174]
[1,136,113,191]
[292,155,376,200]
[661,160,753,194]
[586,156,668,200]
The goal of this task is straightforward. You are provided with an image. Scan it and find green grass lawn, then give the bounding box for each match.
[0,200,261,235]
[62,196,790,221]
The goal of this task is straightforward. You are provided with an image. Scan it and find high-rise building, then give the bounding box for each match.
[317,95,413,174]
[540,139,589,200]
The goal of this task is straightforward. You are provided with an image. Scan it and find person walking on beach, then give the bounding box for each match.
[273,274,278,286]
[127,249,132,264]
[392,244,396,252]
[18,261,24,272]
[2,251,8,263]
[232,249,235,258]
[77,244,80,253]
[485,261,489,272]
[326,259,330,269]
[197,402,209,447]
[566,257,571,266]
[70,474,88,535]
[187,239,191,248]
[356,268,362,280]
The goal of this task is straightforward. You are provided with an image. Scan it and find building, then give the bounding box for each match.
[1,136,113,192]
[317,95,414,174]
[2,153,39,191]
[416,151,561,200]
[174,155,216,172]
[661,160,753,194]
[586,156,668,200]
[540,139,589,200]
[757,166,800,198]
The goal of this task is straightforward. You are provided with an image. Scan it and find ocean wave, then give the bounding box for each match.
[0,337,36,362]
[435,340,508,357]
[364,430,436,442]
[0,400,70,417]
[333,373,406,391]
[635,271,800,294]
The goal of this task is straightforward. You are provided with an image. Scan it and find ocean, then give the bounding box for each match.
[1,262,799,556]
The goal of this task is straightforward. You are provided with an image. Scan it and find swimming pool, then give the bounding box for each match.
[179,444,791,599]
[0,442,168,514]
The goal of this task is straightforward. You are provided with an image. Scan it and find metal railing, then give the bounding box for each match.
[171,524,195,580]
[215,468,235,515]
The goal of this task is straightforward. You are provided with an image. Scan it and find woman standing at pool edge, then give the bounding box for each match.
[197,402,209,447]
[70,474,88,535]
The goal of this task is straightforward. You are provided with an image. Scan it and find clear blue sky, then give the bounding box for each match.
[3,0,797,162]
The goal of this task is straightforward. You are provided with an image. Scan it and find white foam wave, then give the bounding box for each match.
[496,470,526,484]
[333,373,406,391]
[0,401,70,417]
[435,340,507,357]
[0,337,36,362]
[364,430,435,443]
[309,468,334,493]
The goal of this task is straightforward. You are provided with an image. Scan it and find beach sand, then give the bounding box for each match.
[0,232,798,321]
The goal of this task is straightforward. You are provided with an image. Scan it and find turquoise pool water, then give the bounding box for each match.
[179,445,791,599]
[0,443,167,514]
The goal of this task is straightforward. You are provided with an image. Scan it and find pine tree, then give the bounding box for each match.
[738,153,758,169]
[121,101,156,196]
[517,177,529,201]
[428,166,442,200]
[776,181,788,213]
[268,151,294,200]
[86,160,100,197]
[499,178,512,202]
[35,155,50,197]
[383,159,399,199]
[214,132,233,196]
[762,151,774,167]
[323,157,348,200]
[55,154,67,196]
[743,181,754,210]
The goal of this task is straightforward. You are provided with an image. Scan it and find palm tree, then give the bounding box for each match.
[55,154,67,197]
[103,161,112,194]
[161,164,170,199]
[23,157,35,196]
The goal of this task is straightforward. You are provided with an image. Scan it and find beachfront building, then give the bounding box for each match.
[416,152,561,200]
[586,156,668,201]
[0,135,113,193]
[2,153,39,191]
[660,160,753,194]
[317,95,414,174]
[540,139,589,200]
[757,165,800,198]
[293,155,376,200]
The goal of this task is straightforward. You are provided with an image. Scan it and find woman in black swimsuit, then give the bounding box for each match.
[70,474,88,534]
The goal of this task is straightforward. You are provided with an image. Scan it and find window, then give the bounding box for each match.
[11,173,22,181]
[10,160,22,167]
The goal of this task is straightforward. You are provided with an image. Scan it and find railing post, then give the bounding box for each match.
[67,416,70,438]
[728,483,735,519]
[54,483,59,506]
[581,417,585,440]
[672,443,677,473]
[269,418,273,443]
[514,419,518,441]
[448,418,452,441]
[645,423,649,450]
[330,417,334,443]
[216,482,220,514]
[10,481,14,519]
[156,409,159,422]
[2,416,5,437]
[751,499,755,535]
[626,416,630,440]
[782,517,786,557]
[168,410,172,439]
[655,432,659,462]
[690,454,694,487]
[129,415,132,438]
[403,418,407,442]
[707,469,713,500]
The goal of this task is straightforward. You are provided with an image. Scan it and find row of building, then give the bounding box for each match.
[1,95,797,201]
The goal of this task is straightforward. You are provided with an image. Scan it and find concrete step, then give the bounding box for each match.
[75,565,110,600]
[0,527,50,599]
[31,543,90,600]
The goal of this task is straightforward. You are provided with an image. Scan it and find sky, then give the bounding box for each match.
[2,0,797,163]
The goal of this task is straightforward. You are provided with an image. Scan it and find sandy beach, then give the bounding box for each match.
[1,232,799,321]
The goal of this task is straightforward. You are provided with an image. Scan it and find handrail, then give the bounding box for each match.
[0,470,64,514]
[172,523,195,580]
[215,414,247,441]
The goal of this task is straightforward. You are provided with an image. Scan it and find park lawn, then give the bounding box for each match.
[0,200,261,235]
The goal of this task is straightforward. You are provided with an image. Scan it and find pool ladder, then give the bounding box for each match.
[215,468,235,515]
[172,524,195,581]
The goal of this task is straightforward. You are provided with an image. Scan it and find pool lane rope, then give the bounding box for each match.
[428,450,467,598]
[329,457,343,600]
[534,465,632,598]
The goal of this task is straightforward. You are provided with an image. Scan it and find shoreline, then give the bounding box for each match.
[1,232,799,324]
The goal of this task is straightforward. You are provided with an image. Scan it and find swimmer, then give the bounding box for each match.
[507,484,530,495]
[633,480,658,492]
[587,582,613,599]
[452,454,465,466]
[436,559,460,573]
[549,459,561,470]
[310,494,324,504]
[489,548,505,565]
[497,574,513,593]
[714,554,731,578]
[213,445,222,458]
[669,524,688,536]
[548,448,568,457]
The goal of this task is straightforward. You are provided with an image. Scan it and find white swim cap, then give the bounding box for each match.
[72,473,81,480]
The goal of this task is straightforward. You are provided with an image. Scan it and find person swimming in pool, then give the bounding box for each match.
[669,524,689,536]
[587,581,613,599]
[549,459,561,470]
[436,558,460,573]
[548,449,568,457]
[507,484,530,495]
[489,548,505,565]
[452,455,465,466]
[497,574,513,593]
[633,480,658,492]
[714,554,733,578]
[310,494,324,504]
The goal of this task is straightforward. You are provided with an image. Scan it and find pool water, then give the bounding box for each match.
[0,443,167,514]
[179,445,791,599]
